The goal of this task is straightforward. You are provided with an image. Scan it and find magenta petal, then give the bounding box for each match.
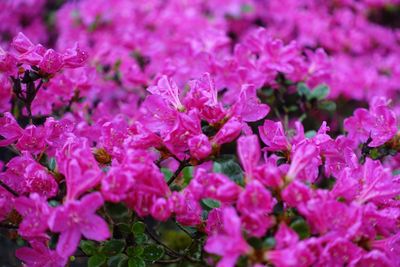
[79,192,104,213]
[56,228,81,258]
[80,214,111,241]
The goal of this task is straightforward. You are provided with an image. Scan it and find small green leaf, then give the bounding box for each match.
[80,240,97,256]
[241,4,253,13]
[263,237,276,249]
[142,244,164,262]
[88,254,106,267]
[105,202,130,220]
[127,246,144,257]
[276,158,287,166]
[134,233,148,244]
[182,166,194,186]
[290,219,310,239]
[161,168,173,182]
[128,257,146,267]
[369,148,379,159]
[131,222,145,235]
[108,254,129,267]
[48,157,56,171]
[310,84,329,100]
[100,240,126,255]
[213,157,244,185]
[392,169,400,175]
[297,83,311,98]
[318,100,336,112]
[201,198,221,211]
[305,130,317,138]
[117,223,131,234]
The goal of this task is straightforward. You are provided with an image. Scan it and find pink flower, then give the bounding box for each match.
[286,142,320,182]
[16,241,67,267]
[205,207,250,267]
[332,159,400,204]
[349,250,392,267]
[275,223,299,249]
[15,125,47,155]
[14,193,50,238]
[205,208,223,235]
[237,135,261,180]
[212,117,242,146]
[237,180,275,237]
[62,43,88,68]
[231,84,270,122]
[319,238,362,267]
[0,112,23,147]
[344,99,397,147]
[281,180,312,208]
[0,153,57,197]
[266,241,317,267]
[187,169,241,204]
[297,197,361,238]
[258,120,290,151]
[101,166,134,202]
[0,186,13,221]
[12,32,35,53]
[56,136,101,201]
[150,198,171,221]
[48,192,111,258]
[167,191,201,226]
[147,75,184,111]
[38,49,64,74]
[188,134,212,160]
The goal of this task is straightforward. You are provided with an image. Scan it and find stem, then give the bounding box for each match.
[0,180,19,197]
[0,223,18,230]
[175,222,194,238]
[167,160,189,186]
[145,226,181,257]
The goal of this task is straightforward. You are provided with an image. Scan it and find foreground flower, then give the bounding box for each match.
[16,241,67,267]
[205,207,250,267]
[48,192,110,257]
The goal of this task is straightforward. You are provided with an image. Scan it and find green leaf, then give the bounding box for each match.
[128,257,146,267]
[318,100,336,112]
[108,254,129,267]
[297,83,311,98]
[263,237,276,249]
[117,223,131,235]
[213,157,244,185]
[310,84,329,100]
[127,246,144,257]
[241,4,253,13]
[393,169,400,176]
[131,222,145,235]
[201,198,221,211]
[105,202,130,220]
[305,130,317,138]
[48,157,56,171]
[88,254,107,267]
[142,244,164,262]
[290,219,310,239]
[134,233,148,244]
[182,166,194,186]
[100,240,126,255]
[80,240,97,256]
[161,168,173,182]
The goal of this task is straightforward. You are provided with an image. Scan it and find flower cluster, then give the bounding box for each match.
[0,1,400,267]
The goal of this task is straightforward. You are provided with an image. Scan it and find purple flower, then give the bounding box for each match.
[259,120,290,151]
[16,241,67,267]
[48,192,111,258]
[205,207,250,267]
[14,193,50,238]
